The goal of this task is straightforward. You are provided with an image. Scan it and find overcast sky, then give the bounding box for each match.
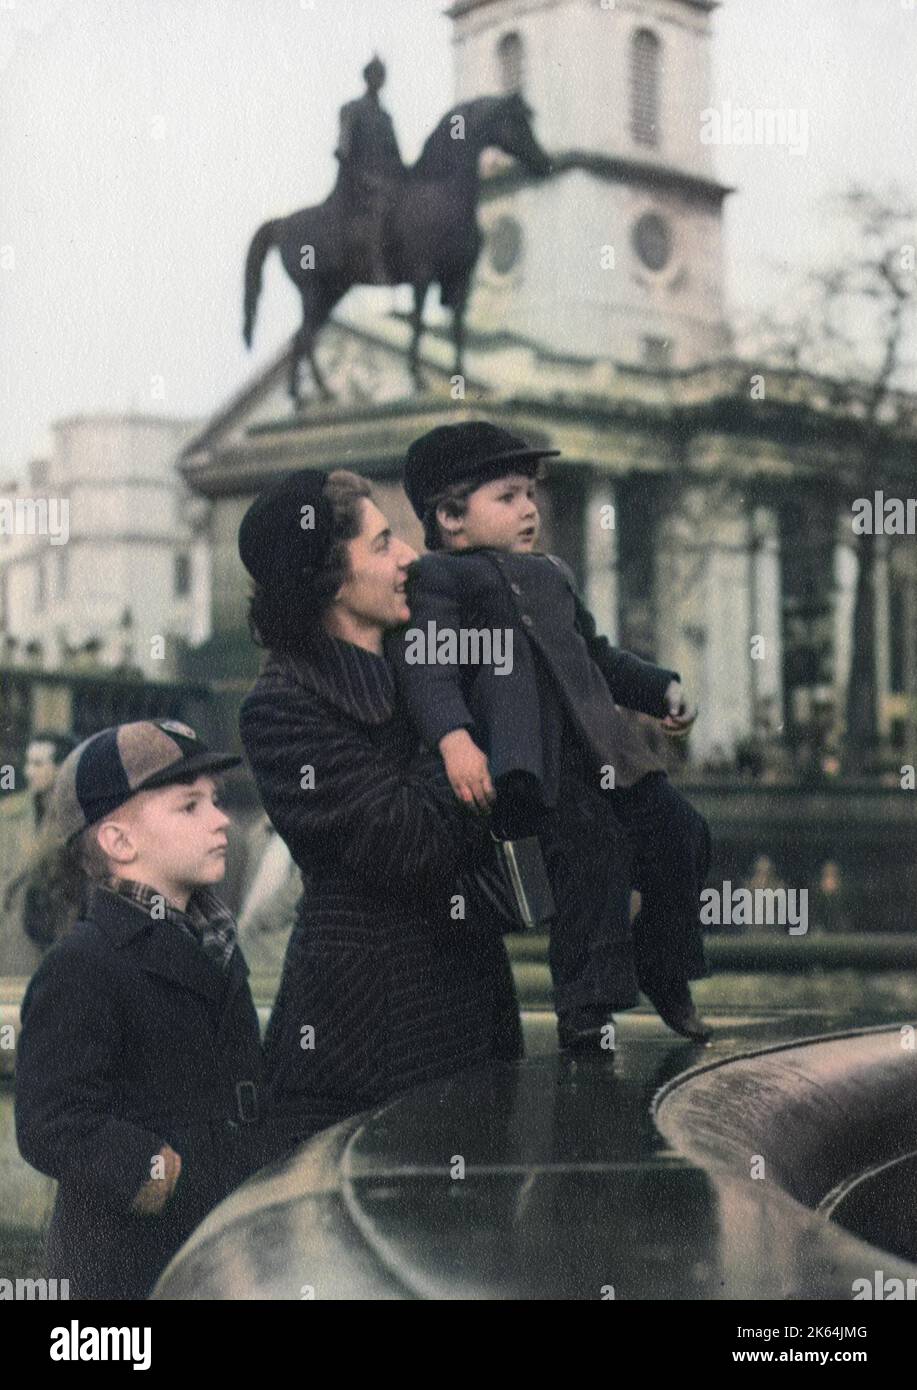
[1,0,915,477]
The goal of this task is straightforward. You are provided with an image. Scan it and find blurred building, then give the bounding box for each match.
[0,415,209,681]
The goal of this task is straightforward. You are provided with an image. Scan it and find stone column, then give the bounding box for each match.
[833,522,857,711]
[779,495,837,764]
[655,485,754,763]
[874,535,893,741]
[583,477,618,643]
[748,505,783,732]
[904,544,917,769]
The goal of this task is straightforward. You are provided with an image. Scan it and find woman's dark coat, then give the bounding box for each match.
[15,887,266,1300]
[238,635,524,1144]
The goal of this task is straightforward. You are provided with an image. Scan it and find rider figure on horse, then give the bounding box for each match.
[335,56,403,285]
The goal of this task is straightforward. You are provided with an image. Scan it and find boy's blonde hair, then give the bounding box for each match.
[24,768,209,943]
[22,822,109,944]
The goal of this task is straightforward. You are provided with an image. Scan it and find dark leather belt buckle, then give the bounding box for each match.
[235,1080,259,1124]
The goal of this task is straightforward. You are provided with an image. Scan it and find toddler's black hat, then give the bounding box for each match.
[403,422,559,520]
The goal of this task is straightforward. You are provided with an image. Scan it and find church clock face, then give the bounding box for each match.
[632,212,672,272]
[487,215,524,275]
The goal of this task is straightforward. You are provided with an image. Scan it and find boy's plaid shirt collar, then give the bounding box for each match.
[104,877,237,972]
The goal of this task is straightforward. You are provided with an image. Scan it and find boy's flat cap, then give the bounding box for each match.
[403,422,559,520]
[48,720,240,844]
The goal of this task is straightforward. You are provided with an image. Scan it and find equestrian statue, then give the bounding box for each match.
[242,56,553,407]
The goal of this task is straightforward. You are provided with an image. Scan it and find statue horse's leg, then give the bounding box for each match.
[409,282,430,390]
[290,281,344,408]
[289,325,305,408]
[453,296,468,384]
[449,271,473,385]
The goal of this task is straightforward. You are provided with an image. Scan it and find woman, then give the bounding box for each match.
[237,468,524,1146]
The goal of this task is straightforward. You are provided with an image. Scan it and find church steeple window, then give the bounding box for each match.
[630,28,661,147]
[633,211,672,271]
[497,31,525,94]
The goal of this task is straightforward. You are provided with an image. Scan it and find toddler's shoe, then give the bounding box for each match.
[557,1015,617,1056]
[642,979,711,1042]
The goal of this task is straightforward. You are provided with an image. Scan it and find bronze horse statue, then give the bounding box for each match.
[243,94,552,406]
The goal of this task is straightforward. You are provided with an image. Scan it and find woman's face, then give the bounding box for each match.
[332,498,417,632]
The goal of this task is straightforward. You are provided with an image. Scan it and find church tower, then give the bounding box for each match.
[447,0,733,369]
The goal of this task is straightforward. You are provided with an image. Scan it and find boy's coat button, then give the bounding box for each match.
[521,614,534,626]
[510,583,522,595]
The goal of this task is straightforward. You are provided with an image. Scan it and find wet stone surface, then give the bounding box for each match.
[154,1001,917,1300]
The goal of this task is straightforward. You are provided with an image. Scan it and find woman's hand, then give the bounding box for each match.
[439,729,496,812]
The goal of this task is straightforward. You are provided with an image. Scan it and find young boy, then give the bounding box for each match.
[392,421,711,1052]
[15,719,267,1300]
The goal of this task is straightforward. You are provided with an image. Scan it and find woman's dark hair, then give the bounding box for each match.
[247,470,372,653]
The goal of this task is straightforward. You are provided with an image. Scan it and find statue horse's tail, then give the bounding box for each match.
[243,219,278,348]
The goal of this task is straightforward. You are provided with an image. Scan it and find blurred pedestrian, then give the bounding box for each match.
[0,731,76,976]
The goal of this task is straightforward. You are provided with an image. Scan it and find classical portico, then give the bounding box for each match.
[180,303,917,768]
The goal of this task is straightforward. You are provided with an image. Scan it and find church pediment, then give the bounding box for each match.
[178,298,611,497]
[180,311,471,465]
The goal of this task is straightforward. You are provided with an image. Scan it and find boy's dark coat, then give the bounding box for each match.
[239,646,524,1144]
[388,549,680,803]
[15,887,266,1300]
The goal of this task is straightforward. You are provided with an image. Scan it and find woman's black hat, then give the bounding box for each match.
[238,469,332,592]
[403,422,559,520]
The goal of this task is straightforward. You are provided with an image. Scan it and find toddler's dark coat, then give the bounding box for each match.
[15,886,266,1300]
[389,547,710,1016]
[388,548,679,801]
